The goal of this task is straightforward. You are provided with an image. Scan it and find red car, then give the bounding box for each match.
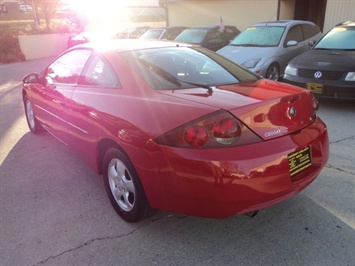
[22,40,329,222]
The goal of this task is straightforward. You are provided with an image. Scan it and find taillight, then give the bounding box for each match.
[213,117,241,145]
[155,110,261,148]
[184,125,208,148]
[312,96,319,113]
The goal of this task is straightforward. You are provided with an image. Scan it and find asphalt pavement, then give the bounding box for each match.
[0,57,354,266]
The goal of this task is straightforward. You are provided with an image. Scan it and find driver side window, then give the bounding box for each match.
[46,49,92,85]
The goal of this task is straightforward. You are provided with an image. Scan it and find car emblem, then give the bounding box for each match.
[314,71,322,79]
[289,107,297,118]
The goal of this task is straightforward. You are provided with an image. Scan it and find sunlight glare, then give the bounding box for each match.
[65,0,158,37]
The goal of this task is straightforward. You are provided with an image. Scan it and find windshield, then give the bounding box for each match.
[230,26,285,46]
[174,29,208,44]
[120,46,259,90]
[140,29,164,40]
[315,27,355,50]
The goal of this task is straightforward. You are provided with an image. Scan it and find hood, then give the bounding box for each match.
[289,49,355,71]
[158,79,316,140]
[217,45,276,64]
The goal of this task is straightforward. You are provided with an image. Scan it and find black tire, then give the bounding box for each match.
[24,95,43,134]
[265,63,280,81]
[102,148,154,222]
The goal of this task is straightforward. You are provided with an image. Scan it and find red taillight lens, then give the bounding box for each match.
[312,96,319,113]
[155,110,261,148]
[184,125,208,148]
[213,117,241,145]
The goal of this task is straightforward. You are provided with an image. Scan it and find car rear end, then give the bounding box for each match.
[130,80,329,218]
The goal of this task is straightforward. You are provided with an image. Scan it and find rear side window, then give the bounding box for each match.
[284,25,303,45]
[46,49,92,85]
[302,24,321,39]
[79,55,120,88]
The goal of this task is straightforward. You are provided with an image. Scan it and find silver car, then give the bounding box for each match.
[217,20,322,80]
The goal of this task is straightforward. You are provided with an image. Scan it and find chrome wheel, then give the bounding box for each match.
[24,95,42,133]
[108,158,136,212]
[103,148,154,222]
[25,99,35,130]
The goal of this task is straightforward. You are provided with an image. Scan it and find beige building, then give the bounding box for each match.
[159,0,355,33]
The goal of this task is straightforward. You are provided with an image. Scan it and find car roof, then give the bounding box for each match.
[76,39,193,53]
[187,24,236,30]
[252,20,316,27]
[125,26,151,30]
[335,20,355,27]
[148,26,188,30]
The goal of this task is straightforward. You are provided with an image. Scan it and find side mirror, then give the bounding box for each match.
[308,40,317,46]
[286,40,298,47]
[22,73,39,83]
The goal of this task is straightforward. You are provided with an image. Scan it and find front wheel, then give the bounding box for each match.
[102,148,154,222]
[265,64,280,81]
[24,95,42,134]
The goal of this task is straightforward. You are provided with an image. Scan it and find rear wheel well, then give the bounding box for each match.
[97,139,122,175]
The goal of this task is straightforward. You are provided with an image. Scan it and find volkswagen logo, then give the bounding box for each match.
[314,71,322,79]
[289,107,297,118]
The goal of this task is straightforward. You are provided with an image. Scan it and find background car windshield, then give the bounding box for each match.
[120,47,258,90]
[315,27,355,50]
[230,26,285,46]
[140,29,163,39]
[175,29,208,44]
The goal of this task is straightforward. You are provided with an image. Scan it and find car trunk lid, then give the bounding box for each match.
[158,79,316,140]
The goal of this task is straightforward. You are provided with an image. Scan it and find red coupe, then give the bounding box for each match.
[22,40,329,222]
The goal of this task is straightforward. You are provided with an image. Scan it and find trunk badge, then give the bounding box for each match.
[289,107,297,118]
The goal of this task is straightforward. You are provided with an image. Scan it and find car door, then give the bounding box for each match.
[64,53,121,166]
[32,49,92,143]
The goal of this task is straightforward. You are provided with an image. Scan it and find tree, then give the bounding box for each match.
[32,0,60,28]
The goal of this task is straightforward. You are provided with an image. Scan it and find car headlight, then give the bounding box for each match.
[285,66,297,76]
[345,72,355,81]
[241,58,261,69]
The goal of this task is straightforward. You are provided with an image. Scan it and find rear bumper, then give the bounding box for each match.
[132,117,329,218]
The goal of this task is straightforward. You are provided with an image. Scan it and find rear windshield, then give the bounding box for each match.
[230,26,285,47]
[120,46,259,90]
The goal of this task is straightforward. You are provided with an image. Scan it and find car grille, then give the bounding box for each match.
[298,69,344,80]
